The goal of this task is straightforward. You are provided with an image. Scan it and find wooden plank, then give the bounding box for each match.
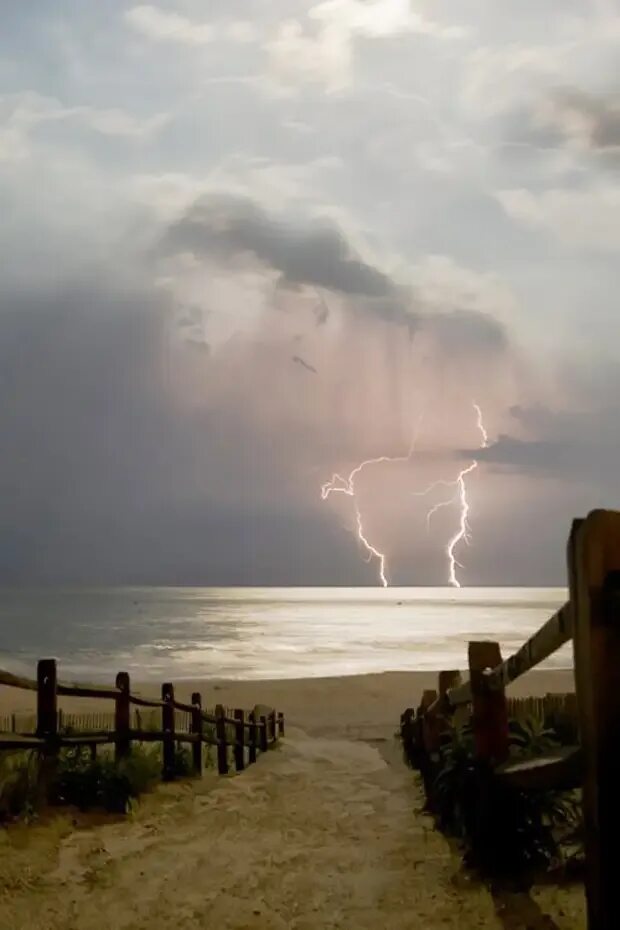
[569,510,620,930]
[497,747,582,791]
[234,709,245,772]
[469,641,509,764]
[486,602,572,692]
[129,694,167,710]
[0,668,38,691]
[162,683,176,781]
[57,682,120,699]
[115,672,131,761]
[0,733,45,749]
[215,704,229,775]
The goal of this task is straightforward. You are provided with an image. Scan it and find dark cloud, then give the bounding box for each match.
[548,88,620,155]
[164,193,393,297]
[460,398,620,486]
[161,192,508,352]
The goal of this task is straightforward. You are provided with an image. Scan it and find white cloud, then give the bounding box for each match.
[266,0,470,92]
[496,186,620,252]
[409,254,520,325]
[0,92,168,162]
[125,5,214,45]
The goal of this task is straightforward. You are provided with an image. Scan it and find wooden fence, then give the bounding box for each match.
[400,509,620,930]
[0,659,284,779]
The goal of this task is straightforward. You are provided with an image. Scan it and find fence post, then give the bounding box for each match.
[191,692,203,776]
[259,714,268,753]
[234,709,245,772]
[37,658,58,739]
[468,641,509,764]
[248,711,257,763]
[115,672,131,761]
[215,704,228,775]
[37,658,58,803]
[162,682,175,781]
[569,510,620,930]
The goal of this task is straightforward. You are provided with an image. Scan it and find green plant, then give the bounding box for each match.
[0,751,41,822]
[509,716,558,758]
[425,717,581,883]
[52,744,161,814]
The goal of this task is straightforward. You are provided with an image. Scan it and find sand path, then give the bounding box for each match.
[0,730,580,930]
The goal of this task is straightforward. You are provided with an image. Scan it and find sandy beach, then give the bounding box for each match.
[0,668,576,736]
[0,669,583,929]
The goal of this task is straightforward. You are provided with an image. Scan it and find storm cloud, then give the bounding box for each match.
[163,193,508,352]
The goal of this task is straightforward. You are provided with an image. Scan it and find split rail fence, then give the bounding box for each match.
[0,660,284,778]
[400,509,620,930]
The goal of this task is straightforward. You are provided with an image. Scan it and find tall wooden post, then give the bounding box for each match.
[215,704,228,775]
[234,709,245,772]
[468,641,509,764]
[420,689,440,756]
[162,682,176,781]
[569,510,620,930]
[37,658,58,803]
[37,658,58,739]
[259,714,268,753]
[191,692,203,776]
[277,712,284,737]
[248,711,257,763]
[115,672,131,761]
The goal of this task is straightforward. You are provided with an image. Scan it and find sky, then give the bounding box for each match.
[1,0,619,586]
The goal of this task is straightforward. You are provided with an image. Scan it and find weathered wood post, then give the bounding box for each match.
[248,711,258,764]
[162,682,176,781]
[215,704,228,775]
[400,707,415,765]
[191,692,203,776]
[277,712,284,737]
[468,641,509,764]
[269,709,277,743]
[420,689,441,756]
[234,709,245,772]
[569,510,620,930]
[115,671,131,761]
[37,658,58,740]
[37,658,59,802]
[259,714,268,753]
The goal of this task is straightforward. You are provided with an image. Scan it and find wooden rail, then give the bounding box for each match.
[0,659,284,780]
[400,509,620,930]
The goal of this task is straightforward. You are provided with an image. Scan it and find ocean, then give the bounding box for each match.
[0,587,572,683]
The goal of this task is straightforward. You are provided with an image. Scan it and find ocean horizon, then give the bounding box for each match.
[0,586,572,683]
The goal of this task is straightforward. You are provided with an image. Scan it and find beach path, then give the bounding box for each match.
[0,729,578,929]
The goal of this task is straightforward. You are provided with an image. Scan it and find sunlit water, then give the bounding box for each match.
[0,587,571,682]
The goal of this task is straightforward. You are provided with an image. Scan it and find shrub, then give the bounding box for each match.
[52,744,161,814]
[0,752,40,822]
[419,716,581,883]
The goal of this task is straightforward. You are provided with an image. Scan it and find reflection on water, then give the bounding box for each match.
[0,586,571,681]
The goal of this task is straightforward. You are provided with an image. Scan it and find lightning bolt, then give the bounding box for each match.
[414,402,489,588]
[321,417,424,587]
